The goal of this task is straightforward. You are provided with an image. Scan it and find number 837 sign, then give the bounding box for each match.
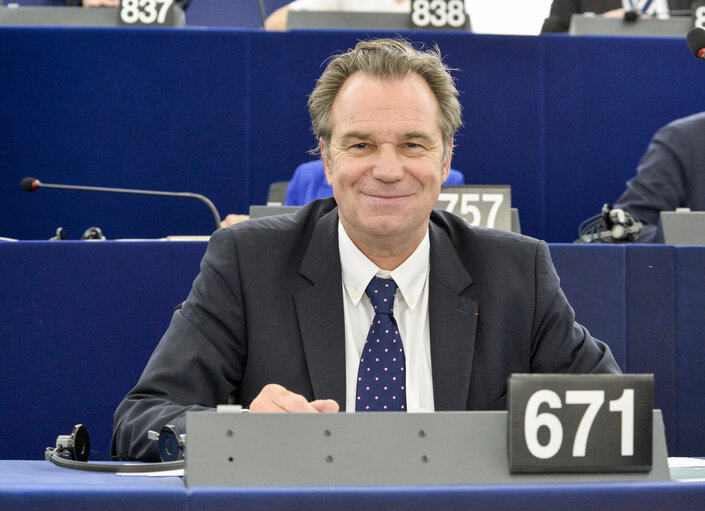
[508,374,654,473]
[119,0,176,25]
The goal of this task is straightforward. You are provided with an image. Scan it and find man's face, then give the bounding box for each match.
[322,72,451,255]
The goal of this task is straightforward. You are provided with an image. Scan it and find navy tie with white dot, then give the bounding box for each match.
[356,277,407,412]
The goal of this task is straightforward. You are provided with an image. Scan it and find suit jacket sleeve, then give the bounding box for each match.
[112,228,248,461]
[530,240,618,375]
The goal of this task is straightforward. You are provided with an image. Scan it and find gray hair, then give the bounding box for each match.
[308,38,462,156]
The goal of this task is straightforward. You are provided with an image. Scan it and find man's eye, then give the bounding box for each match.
[351,143,369,150]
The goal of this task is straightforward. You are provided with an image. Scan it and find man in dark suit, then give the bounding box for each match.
[613,112,705,242]
[541,0,691,33]
[112,37,619,462]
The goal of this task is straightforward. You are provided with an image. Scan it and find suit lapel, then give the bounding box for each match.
[294,208,347,409]
[428,222,478,411]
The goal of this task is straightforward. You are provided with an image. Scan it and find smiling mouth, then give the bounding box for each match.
[362,192,413,200]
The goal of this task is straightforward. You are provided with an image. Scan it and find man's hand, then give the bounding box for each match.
[220,214,250,228]
[602,8,649,18]
[249,384,339,413]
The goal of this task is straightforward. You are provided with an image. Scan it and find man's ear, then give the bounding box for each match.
[321,139,334,186]
[441,142,453,182]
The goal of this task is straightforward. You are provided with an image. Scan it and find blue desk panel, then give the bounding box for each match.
[675,248,705,459]
[0,241,204,460]
[624,245,679,456]
[1,242,703,460]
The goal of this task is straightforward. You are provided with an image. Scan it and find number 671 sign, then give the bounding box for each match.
[508,374,654,473]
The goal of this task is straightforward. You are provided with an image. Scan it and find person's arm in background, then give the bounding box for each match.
[264,0,336,31]
[613,122,690,243]
[264,4,291,30]
[81,0,118,6]
[540,0,580,33]
[80,0,190,8]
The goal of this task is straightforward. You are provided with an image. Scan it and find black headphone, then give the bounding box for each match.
[46,424,184,473]
[576,204,643,243]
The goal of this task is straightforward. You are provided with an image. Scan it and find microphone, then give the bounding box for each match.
[20,177,221,230]
[687,27,705,61]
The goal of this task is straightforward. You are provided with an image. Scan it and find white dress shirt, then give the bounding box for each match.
[338,221,435,412]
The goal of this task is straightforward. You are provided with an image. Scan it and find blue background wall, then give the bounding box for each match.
[2,28,704,242]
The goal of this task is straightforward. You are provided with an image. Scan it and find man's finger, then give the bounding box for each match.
[249,383,323,413]
[310,399,339,413]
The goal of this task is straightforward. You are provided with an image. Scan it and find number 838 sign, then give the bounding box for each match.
[508,374,654,473]
[410,0,469,30]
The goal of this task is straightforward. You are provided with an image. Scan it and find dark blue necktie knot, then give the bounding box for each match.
[366,277,397,315]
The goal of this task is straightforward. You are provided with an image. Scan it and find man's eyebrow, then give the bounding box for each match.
[338,131,370,143]
[404,131,434,142]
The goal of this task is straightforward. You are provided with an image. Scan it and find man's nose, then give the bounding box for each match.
[371,146,404,182]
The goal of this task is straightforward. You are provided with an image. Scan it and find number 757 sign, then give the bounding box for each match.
[435,185,512,231]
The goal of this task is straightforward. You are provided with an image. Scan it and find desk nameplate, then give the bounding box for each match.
[508,374,654,473]
[185,410,669,487]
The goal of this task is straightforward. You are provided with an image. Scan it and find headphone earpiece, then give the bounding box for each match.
[52,424,90,462]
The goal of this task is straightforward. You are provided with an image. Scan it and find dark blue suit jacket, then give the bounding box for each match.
[112,198,619,461]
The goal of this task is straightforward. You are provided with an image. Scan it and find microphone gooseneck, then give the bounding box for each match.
[256,0,267,27]
[20,177,222,230]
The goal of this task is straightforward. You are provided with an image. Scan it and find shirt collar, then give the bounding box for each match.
[338,220,430,310]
